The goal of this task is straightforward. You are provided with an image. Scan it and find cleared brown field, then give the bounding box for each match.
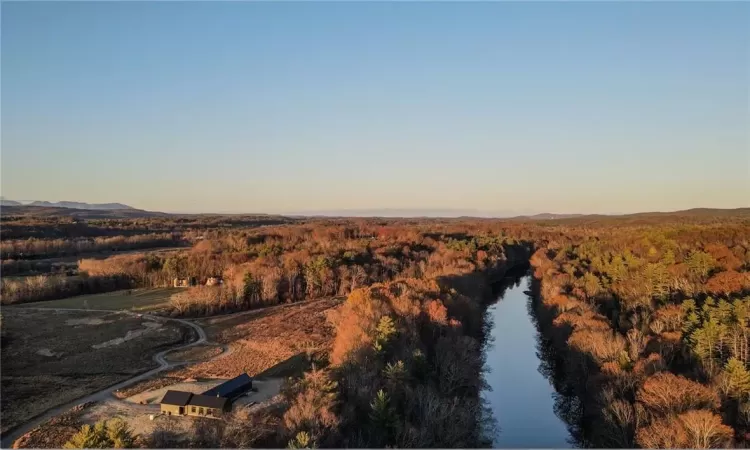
[103,297,341,402]
[1,308,189,434]
[172,297,342,379]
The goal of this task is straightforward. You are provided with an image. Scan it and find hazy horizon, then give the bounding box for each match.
[4,197,746,218]
[2,2,748,214]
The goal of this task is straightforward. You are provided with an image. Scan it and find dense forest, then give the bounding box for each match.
[2,208,749,448]
[530,221,750,448]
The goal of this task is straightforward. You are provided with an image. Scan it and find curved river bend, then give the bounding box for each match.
[482,273,573,448]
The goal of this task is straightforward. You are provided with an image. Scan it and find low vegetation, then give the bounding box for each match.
[63,419,136,449]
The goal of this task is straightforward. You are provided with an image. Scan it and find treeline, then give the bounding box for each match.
[1,274,132,305]
[0,233,184,260]
[1,259,77,277]
[529,221,750,448]
[166,232,517,317]
[41,224,519,317]
[0,213,297,240]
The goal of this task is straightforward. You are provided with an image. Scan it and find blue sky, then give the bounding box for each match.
[2,2,748,215]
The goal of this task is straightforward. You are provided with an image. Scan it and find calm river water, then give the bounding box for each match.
[482,273,573,448]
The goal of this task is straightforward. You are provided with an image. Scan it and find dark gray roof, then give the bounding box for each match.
[202,373,252,398]
[188,394,228,410]
[161,390,193,406]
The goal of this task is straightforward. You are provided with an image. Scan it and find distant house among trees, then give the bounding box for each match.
[172,277,196,288]
[205,276,223,286]
[172,276,221,287]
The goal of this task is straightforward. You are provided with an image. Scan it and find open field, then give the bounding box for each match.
[0,308,190,434]
[15,288,181,312]
[172,297,342,379]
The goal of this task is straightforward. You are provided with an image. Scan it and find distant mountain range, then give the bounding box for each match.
[1,198,747,221]
[0,198,134,210]
[288,208,539,218]
[513,213,586,220]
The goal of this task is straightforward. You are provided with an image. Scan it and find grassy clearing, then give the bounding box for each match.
[15,287,180,312]
[1,308,188,434]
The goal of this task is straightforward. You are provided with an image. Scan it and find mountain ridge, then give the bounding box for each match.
[25,200,134,210]
[2,200,748,220]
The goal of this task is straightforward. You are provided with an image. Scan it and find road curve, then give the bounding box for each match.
[0,310,208,449]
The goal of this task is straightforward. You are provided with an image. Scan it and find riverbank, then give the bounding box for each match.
[293,241,535,448]
[481,272,572,447]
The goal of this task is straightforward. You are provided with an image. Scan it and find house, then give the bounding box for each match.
[205,276,223,286]
[159,391,229,417]
[159,374,253,417]
[173,277,196,287]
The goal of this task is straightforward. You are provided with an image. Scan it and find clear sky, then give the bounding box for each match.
[2,2,748,215]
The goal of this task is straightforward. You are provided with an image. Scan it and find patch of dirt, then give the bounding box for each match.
[80,400,193,444]
[112,376,184,400]
[11,402,95,449]
[35,348,58,357]
[91,322,164,349]
[65,318,112,326]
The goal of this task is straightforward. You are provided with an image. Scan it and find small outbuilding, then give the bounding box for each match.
[202,373,253,400]
[205,276,223,286]
[173,278,194,288]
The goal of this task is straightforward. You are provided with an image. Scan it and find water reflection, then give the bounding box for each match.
[481,273,575,448]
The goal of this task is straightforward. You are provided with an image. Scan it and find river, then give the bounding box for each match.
[481,272,573,448]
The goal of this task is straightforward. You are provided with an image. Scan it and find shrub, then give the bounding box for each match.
[64,419,136,449]
[636,372,720,416]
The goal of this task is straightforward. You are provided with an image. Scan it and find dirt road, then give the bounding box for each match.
[0,310,208,448]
